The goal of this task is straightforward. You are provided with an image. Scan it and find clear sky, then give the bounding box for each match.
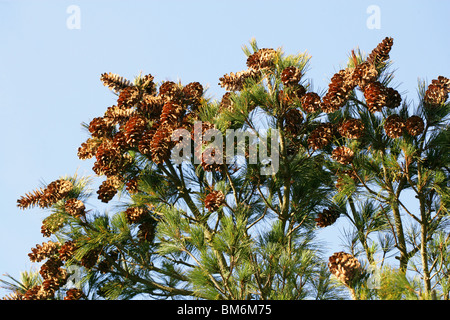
[1,0,449,296]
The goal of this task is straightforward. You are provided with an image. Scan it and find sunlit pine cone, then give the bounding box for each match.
[124,115,148,148]
[281,66,302,86]
[159,81,182,102]
[138,95,164,120]
[322,69,356,113]
[366,37,394,66]
[219,69,259,92]
[246,48,277,71]
[315,208,340,228]
[28,241,61,263]
[97,176,121,203]
[125,177,139,194]
[159,100,185,128]
[384,114,405,138]
[77,137,102,160]
[100,72,132,93]
[65,198,86,218]
[64,288,85,300]
[364,81,387,113]
[204,190,226,212]
[182,81,204,109]
[94,139,124,176]
[424,76,450,108]
[307,123,336,150]
[125,207,150,224]
[150,124,174,164]
[352,61,378,90]
[40,179,74,208]
[17,188,45,210]
[338,118,365,139]
[328,252,362,286]
[88,117,114,139]
[117,86,140,108]
[219,92,234,113]
[405,115,425,136]
[332,146,355,165]
[301,92,321,113]
[59,240,78,262]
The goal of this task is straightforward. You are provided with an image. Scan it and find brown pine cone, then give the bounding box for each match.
[281,66,302,86]
[117,86,140,108]
[59,240,78,262]
[366,37,394,66]
[219,69,259,92]
[307,123,336,150]
[424,76,450,108]
[385,87,402,109]
[124,115,148,147]
[97,176,121,203]
[138,221,156,243]
[64,288,85,300]
[301,92,321,113]
[100,72,132,93]
[40,179,74,208]
[352,61,378,90]
[332,146,355,165]
[182,82,203,108]
[65,198,86,218]
[338,118,365,139]
[125,207,149,224]
[28,241,61,263]
[150,125,174,164]
[322,69,356,113]
[77,137,102,160]
[246,48,277,71]
[405,115,425,136]
[204,190,226,212]
[384,114,405,138]
[315,208,340,228]
[328,252,362,286]
[364,81,387,113]
[284,108,304,136]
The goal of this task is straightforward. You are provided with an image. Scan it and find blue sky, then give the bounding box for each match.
[1,0,449,296]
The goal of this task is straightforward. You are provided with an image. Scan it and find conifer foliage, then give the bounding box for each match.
[3,37,449,300]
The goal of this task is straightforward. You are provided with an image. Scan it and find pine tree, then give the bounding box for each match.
[3,38,449,300]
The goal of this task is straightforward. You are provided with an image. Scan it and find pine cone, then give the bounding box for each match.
[315,208,340,228]
[59,240,78,262]
[125,177,139,194]
[100,72,132,93]
[94,140,124,176]
[138,95,164,120]
[332,146,355,165]
[124,115,148,147]
[328,252,362,286]
[281,66,302,86]
[182,82,204,108]
[77,138,102,160]
[384,114,405,138]
[125,207,149,224]
[366,37,394,66]
[219,92,234,113]
[80,249,100,269]
[385,87,402,109]
[301,92,321,113]
[405,115,425,136]
[117,86,140,108]
[204,190,225,212]
[219,69,259,92]
[246,48,277,71]
[28,241,60,263]
[150,125,174,164]
[159,81,182,101]
[65,198,86,218]
[104,105,136,126]
[97,176,121,203]
[17,188,45,210]
[352,61,378,90]
[338,118,365,139]
[322,69,356,113]
[40,179,74,208]
[88,117,114,139]
[138,221,156,243]
[364,81,387,113]
[284,108,303,136]
[307,123,336,150]
[424,76,450,108]
[64,288,84,300]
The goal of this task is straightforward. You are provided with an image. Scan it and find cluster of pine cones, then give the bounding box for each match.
[4,240,83,300]
[77,72,206,203]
